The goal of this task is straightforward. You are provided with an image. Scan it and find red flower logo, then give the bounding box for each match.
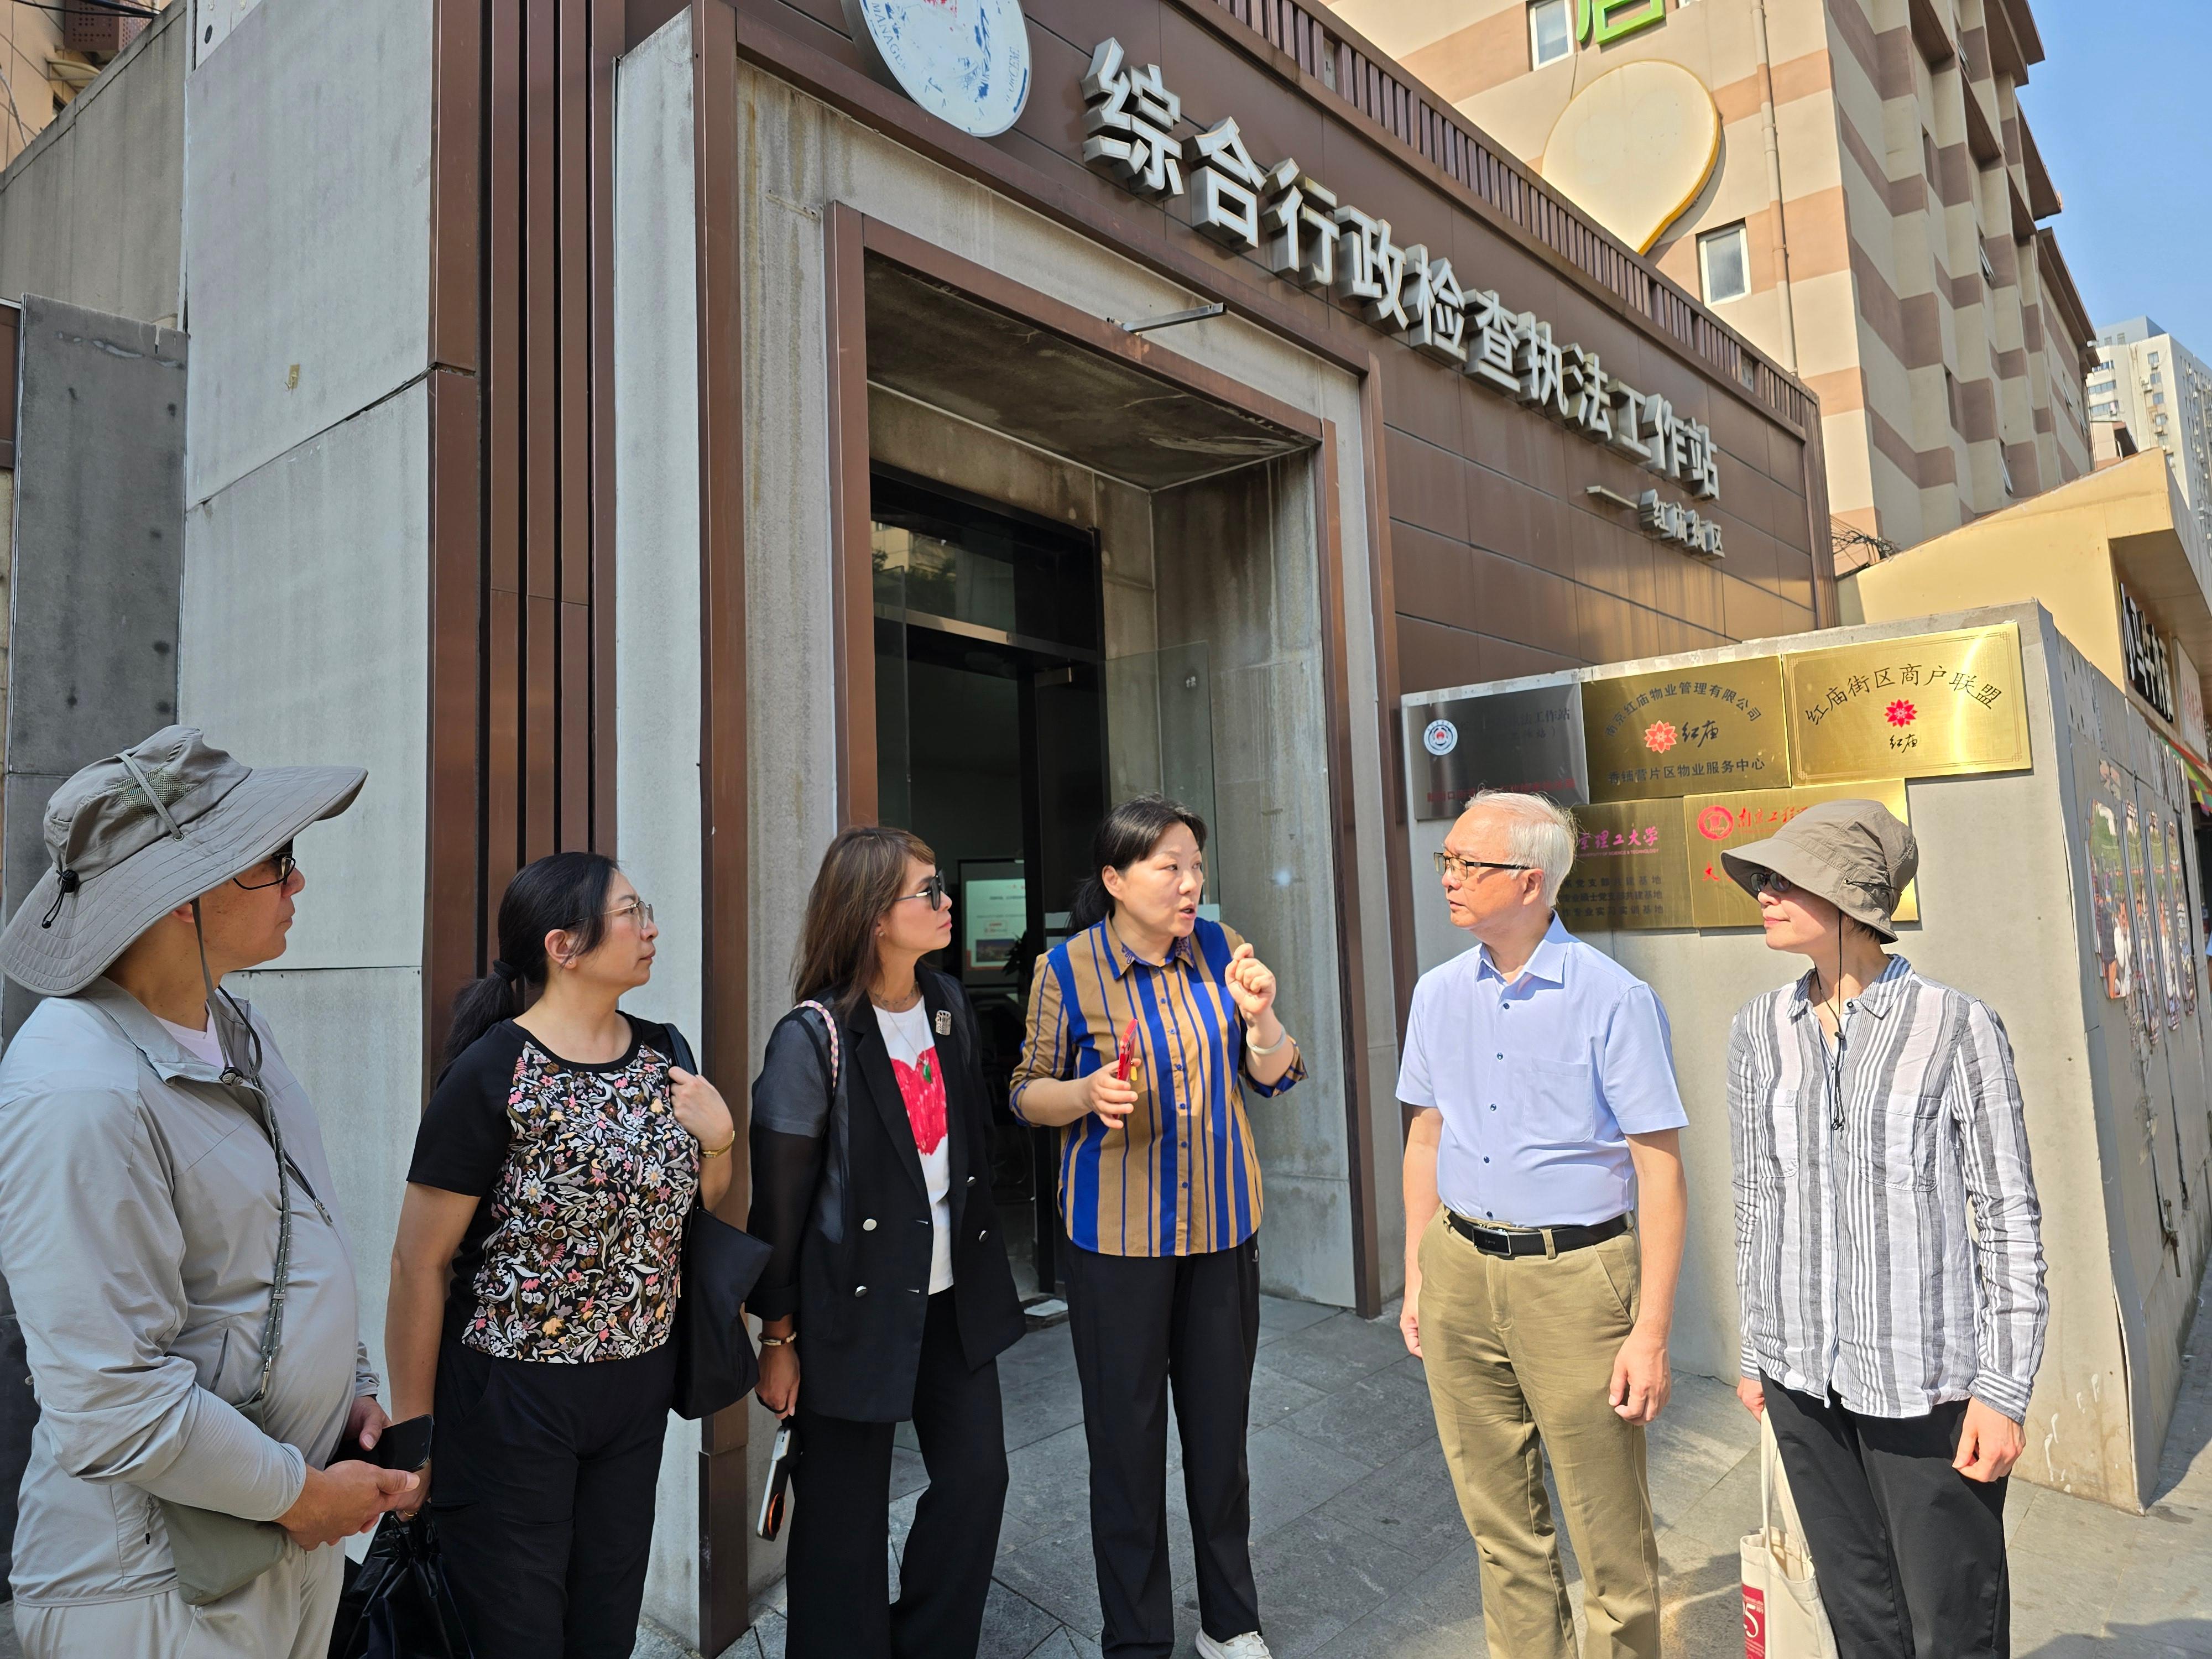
[1885,699,1917,727]
[1643,720,1679,754]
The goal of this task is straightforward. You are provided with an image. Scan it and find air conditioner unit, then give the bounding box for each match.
[63,8,147,59]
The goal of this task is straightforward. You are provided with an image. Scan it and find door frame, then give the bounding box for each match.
[822,204,1395,1318]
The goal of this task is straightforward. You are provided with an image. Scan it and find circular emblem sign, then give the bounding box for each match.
[1695,805,1735,842]
[1422,719,1459,757]
[842,0,1032,138]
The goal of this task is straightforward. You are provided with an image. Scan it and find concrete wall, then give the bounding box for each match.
[1398,602,2209,1509]
[177,0,438,1400]
[611,9,722,1630]
[0,2,185,326]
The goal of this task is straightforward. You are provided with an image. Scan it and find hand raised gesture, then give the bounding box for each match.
[1225,943,1277,1024]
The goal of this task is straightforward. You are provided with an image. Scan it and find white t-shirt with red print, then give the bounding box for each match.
[875,997,955,1293]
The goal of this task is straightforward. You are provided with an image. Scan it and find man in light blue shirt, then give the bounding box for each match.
[1398,791,1688,1659]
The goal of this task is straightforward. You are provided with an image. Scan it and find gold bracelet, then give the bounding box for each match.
[758,1331,795,1348]
[701,1131,736,1158]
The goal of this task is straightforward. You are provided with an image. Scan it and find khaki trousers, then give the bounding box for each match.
[14,1544,343,1659]
[1417,1207,1662,1659]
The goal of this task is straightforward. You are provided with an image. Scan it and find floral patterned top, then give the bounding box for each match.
[408,1017,700,1362]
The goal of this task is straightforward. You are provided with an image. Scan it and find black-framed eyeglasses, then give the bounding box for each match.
[607,897,656,928]
[1750,869,1796,898]
[232,843,297,891]
[893,873,950,910]
[1432,851,1533,882]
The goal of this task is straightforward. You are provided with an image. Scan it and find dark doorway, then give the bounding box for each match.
[872,469,1108,1293]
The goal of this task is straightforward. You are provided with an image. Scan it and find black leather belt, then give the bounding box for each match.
[1445,1211,1629,1258]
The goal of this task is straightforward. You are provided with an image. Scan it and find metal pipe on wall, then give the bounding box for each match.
[1751,0,1801,375]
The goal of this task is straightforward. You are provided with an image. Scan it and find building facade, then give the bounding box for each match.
[0,0,174,171]
[1318,0,2096,561]
[2091,317,2212,551]
[2,0,1828,1643]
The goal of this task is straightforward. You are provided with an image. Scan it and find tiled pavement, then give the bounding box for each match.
[5,1271,2204,1658]
[697,1265,2212,1659]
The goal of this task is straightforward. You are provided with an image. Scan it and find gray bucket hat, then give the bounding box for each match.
[0,726,366,997]
[1719,797,1919,943]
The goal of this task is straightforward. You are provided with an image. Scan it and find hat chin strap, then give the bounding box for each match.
[188,898,263,1085]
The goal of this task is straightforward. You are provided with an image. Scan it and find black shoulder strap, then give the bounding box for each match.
[663,1022,697,1075]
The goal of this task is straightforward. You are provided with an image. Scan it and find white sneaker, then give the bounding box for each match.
[1195,1634,1274,1659]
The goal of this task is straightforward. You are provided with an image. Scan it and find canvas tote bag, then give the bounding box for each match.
[1740,1413,1838,1658]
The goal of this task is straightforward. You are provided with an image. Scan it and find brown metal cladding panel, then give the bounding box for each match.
[429,0,482,371]
[692,1,751,1641]
[1397,615,1485,696]
[525,0,560,607]
[560,600,592,848]
[487,0,525,946]
[525,593,559,861]
[1359,368,1418,1051]
[1381,427,1465,543]
[1390,522,1478,633]
[425,368,484,1087]
[1468,544,1579,660]
[1566,505,1657,617]
[0,303,17,468]
[559,0,594,611]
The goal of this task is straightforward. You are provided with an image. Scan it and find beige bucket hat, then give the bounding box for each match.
[1719,797,1919,943]
[0,727,366,997]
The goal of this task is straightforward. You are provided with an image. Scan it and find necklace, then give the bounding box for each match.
[870,983,922,1014]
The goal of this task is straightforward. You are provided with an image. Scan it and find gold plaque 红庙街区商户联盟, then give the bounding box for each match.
[1582,659,1790,801]
[1782,624,2030,785]
[1682,780,1917,928]
[1554,800,1698,932]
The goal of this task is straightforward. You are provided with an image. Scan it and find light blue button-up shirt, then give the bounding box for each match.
[1397,915,1688,1227]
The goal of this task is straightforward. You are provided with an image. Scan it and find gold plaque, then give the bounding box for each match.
[1683,780,1918,928]
[1783,624,2030,785]
[1556,801,1697,932]
[1583,659,1791,801]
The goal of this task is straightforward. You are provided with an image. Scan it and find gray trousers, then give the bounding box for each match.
[13,1543,342,1658]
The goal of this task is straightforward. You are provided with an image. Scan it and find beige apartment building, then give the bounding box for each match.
[0,0,172,171]
[2091,319,2212,550]
[1319,0,2095,562]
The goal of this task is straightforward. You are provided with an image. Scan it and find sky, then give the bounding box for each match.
[2028,3,2212,347]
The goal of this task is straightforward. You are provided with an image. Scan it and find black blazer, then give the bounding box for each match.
[745,968,1024,1422]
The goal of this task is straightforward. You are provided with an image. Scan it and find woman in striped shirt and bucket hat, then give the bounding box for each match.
[1011,794,1303,1659]
[1724,796,2046,1659]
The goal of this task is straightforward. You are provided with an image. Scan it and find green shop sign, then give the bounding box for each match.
[1577,0,1667,45]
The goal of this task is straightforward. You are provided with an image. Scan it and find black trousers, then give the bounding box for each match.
[1761,1377,2012,1659]
[786,1291,1009,1659]
[1063,1237,1262,1659]
[429,1337,675,1659]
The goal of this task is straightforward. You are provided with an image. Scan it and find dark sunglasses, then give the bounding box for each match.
[232,842,298,892]
[893,873,950,910]
[1750,869,1795,898]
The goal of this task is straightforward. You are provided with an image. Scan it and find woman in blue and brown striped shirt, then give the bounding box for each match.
[1011,794,1303,1659]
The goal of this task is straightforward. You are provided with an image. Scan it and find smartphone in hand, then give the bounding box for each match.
[356,1415,434,1473]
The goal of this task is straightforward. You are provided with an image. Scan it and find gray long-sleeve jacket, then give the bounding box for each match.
[0,979,376,1608]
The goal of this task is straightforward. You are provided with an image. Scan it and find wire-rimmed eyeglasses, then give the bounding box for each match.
[1432,851,1535,882]
[607,897,656,928]
[232,842,297,891]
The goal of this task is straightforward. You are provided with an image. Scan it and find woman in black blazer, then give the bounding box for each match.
[747,826,1025,1659]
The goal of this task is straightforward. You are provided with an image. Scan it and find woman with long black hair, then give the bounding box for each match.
[384,852,737,1658]
[747,825,1024,1659]
[1010,794,1303,1659]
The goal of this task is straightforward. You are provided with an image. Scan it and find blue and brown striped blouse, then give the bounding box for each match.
[1011,916,1305,1256]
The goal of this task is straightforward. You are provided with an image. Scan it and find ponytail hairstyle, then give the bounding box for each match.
[791,825,938,1021]
[1068,794,1208,933]
[445,850,621,1065]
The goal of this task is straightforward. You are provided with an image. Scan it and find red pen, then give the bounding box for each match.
[1114,1019,1139,1082]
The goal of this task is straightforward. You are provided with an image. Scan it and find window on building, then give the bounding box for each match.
[2150,350,2162,367]
[1947,369,1963,431]
[1979,242,1997,286]
[1698,222,1750,304]
[1529,0,1572,67]
[2001,452,2017,497]
[2154,392,2167,406]
[1922,129,1939,186]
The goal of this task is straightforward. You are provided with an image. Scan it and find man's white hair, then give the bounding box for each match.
[1463,790,1577,905]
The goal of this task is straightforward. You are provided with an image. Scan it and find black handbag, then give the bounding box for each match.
[665,1024,773,1420]
[328,1512,473,1659]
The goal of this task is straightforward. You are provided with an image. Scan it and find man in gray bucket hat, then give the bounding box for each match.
[1721,798,2046,1659]
[0,728,419,1657]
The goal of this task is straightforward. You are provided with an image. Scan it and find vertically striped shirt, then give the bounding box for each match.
[1728,956,2047,1421]
[1011,916,1305,1256]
